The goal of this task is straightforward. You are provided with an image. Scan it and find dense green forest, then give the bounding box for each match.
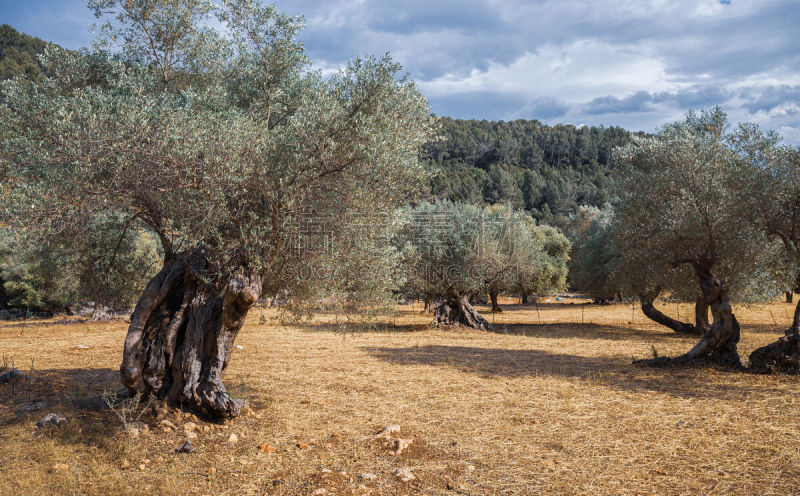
[423,118,636,224]
[0,24,50,81]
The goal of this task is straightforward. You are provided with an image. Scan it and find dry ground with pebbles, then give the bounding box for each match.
[0,298,799,495]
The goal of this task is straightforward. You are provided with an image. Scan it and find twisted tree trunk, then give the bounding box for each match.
[120,248,261,420]
[639,292,701,335]
[748,292,800,374]
[432,289,494,331]
[636,260,742,369]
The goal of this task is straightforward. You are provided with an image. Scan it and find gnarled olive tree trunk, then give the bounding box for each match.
[748,296,800,373]
[120,248,261,420]
[432,289,494,331]
[637,260,741,369]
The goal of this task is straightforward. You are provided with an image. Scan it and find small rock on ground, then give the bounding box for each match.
[375,425,401,439]
[359,473,378,481]
[36,413,67,428]
[177,441,196,453]
[394,467,415,482]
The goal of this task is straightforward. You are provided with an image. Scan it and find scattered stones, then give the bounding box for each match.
[52,463,69,471]
[312,489,329,495]
[0,368,29,384]
[296,442,308,449]
[227,433,239,443]
[359,473,377,481]
[465,464,476,472]
[259,443,276,453]
[177,440,196,453]
[234,345,244,350]
[392,438,413,455]
[320,468,332,474]
[160,419,177,430]
[125,421,149,437]
[120,460,131,469]
[394,467,415,482]
[186,431,198,440]
[36,413,67,428]
[272,478,285,486]
[375,425,401,440]
[183,422,197,432]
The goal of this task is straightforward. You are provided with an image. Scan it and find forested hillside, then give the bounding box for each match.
[0,24,50,81]
[423,118,637,224]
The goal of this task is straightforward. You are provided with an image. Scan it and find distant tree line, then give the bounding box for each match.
[423,117,636,224]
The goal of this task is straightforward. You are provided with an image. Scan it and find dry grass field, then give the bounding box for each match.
[1,298,799,495]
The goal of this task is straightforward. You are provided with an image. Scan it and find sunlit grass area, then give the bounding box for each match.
[1,298,798,495]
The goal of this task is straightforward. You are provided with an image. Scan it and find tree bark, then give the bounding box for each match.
[639,293,701,335]
[749,331,800,374]
[636,260,742,369]
[432,289,494,331]
[421,293,433,314]
[520,293,529,305]
[489,289,502,312]
[120,247,261,421]
[694,297,711,334]
[786,291,794,304]
[792,299,800,334]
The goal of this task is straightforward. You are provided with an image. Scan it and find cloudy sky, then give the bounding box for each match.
[2,0,799,143]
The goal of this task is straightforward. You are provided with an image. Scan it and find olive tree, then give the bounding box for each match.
[566,205,624,304]
[733,127,800,372]
[0,0,433,419]
[614,109,782,368]
[395,201,568,330]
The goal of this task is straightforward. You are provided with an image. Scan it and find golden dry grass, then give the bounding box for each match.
[1,298,799,495]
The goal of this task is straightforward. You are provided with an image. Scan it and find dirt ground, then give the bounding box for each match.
[0,297,798,495]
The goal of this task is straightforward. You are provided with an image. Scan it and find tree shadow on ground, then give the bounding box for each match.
[490,322,689,342]
[292,321,427,334]
[363,344,795,401]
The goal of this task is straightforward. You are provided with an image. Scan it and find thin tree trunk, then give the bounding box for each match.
[786,291,794,304]
[489,289,502,312]
[521,293,529,305]
[432,289,494,331]
[636,260,742,369]
[639,293,700,335]
[421,293,433,314]
[120,247,261,420]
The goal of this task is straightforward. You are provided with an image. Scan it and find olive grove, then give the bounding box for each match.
[395,201,569,330]
[612,109,786,368]
[0,0,434,419]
